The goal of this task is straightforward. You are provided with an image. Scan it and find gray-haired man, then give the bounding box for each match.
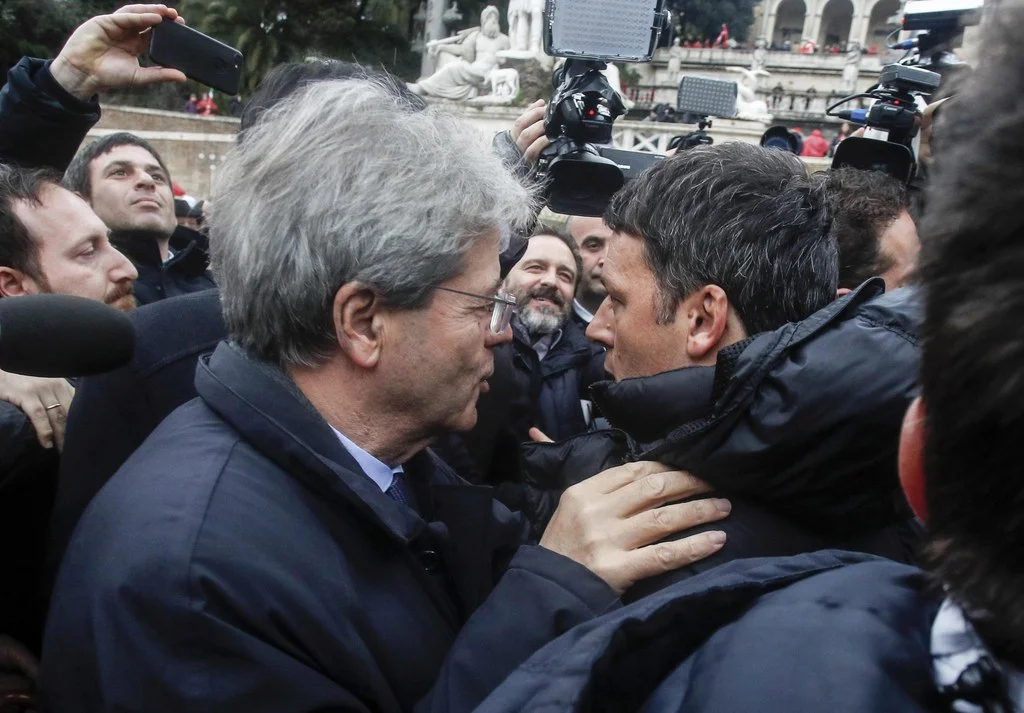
[41,77,730,712]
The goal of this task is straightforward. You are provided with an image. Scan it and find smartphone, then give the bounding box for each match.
[149,19,243,95]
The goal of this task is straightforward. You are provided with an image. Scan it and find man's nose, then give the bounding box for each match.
[110,250,138,282]
[586,296,615,347]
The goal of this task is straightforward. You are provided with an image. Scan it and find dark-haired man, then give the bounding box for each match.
[478,10,1024,711]
[519,141,921,589]
[0,165,136,312]
[566,215,611,325]
[826,166,920,292]
[0,162,137,655]
[63,133,214,304]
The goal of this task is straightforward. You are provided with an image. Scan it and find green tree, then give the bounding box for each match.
[668,0,756,43]
[181,0,430,90]
[0,0,108,72]
[182,0,307,95]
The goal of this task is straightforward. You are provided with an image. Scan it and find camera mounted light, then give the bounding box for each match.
[544,0,670,63]
[677,76,738,120]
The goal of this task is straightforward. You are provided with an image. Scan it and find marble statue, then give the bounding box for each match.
[409,5,515,102]
[726,66,773,121]
[667,38,684,80]
[751,37,768,75]
[507,0,544,55]
[600,62,635,111]
[842,43,862,93]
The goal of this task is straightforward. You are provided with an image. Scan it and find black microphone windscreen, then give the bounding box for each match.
[0,295,135,377]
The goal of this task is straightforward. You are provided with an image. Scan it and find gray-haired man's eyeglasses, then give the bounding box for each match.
[435,287,517,335]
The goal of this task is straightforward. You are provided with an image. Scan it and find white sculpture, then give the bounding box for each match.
[725,66,773,121]
[488,67,520,99]
[751,37,768,75]
[600,62,635,111]
[408,6,514,102]
[507,0,544,55]
[842,43,862,93]
[667,38,684,80]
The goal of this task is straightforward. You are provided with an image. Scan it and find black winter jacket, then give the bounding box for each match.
[111,226,217,305]
[510,317,606,443]
[0,402,58,654]
[0,57,98,171]
[475,551,951,713]
[519,282,923,583]
[42,341,619,712]
[47,289,226,587]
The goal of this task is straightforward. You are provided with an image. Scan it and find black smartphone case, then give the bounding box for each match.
[149,19,243,95]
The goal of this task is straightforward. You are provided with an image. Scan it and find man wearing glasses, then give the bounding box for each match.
[42,79,731,711]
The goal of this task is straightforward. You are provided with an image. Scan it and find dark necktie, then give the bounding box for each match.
[385,471,413,508]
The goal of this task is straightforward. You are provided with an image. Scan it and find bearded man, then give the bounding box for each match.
[503,231,606,442]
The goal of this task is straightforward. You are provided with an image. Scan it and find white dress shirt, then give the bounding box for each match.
[330,426,403,493]
[573,299,594,324]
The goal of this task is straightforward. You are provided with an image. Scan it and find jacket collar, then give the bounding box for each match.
[111,225,210,276]
[591,366,716,445]
[194,342,497,551]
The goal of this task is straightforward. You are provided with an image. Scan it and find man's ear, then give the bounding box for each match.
[332,282,384,369]
[899,396,928,522]
[0,267,36,298]
[685,284,730,363]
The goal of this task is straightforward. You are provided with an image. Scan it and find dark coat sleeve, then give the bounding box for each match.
[670,565,938,713]
[0,401,55,491]
[0,58,100,172]
[46,364,157,586]
[414,546,620,713]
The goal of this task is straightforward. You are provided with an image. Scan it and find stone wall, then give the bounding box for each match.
[87,106,239,199]
[87,101,822,201]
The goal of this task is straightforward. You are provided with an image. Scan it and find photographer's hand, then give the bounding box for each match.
[49,4,187,102]
[511,99,552,165]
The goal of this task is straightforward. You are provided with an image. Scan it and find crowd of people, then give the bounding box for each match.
[0,2,1020,712]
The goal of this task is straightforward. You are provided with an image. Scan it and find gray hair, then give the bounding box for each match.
[210,77,536,366]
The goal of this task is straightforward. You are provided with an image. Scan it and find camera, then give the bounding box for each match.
[826,0,978,182]
[535,0,670,216]
[898,0,982,72]
[760,126,804,155]
[829,63,940,183]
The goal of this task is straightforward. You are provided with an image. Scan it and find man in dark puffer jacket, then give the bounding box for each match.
[518,143,921,592]
[467,12,1024,710]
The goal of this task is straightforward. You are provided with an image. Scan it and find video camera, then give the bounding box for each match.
[895,0,982,73]
[828,0,978,183]
[536,0,671,216]
[829,64,940,183]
